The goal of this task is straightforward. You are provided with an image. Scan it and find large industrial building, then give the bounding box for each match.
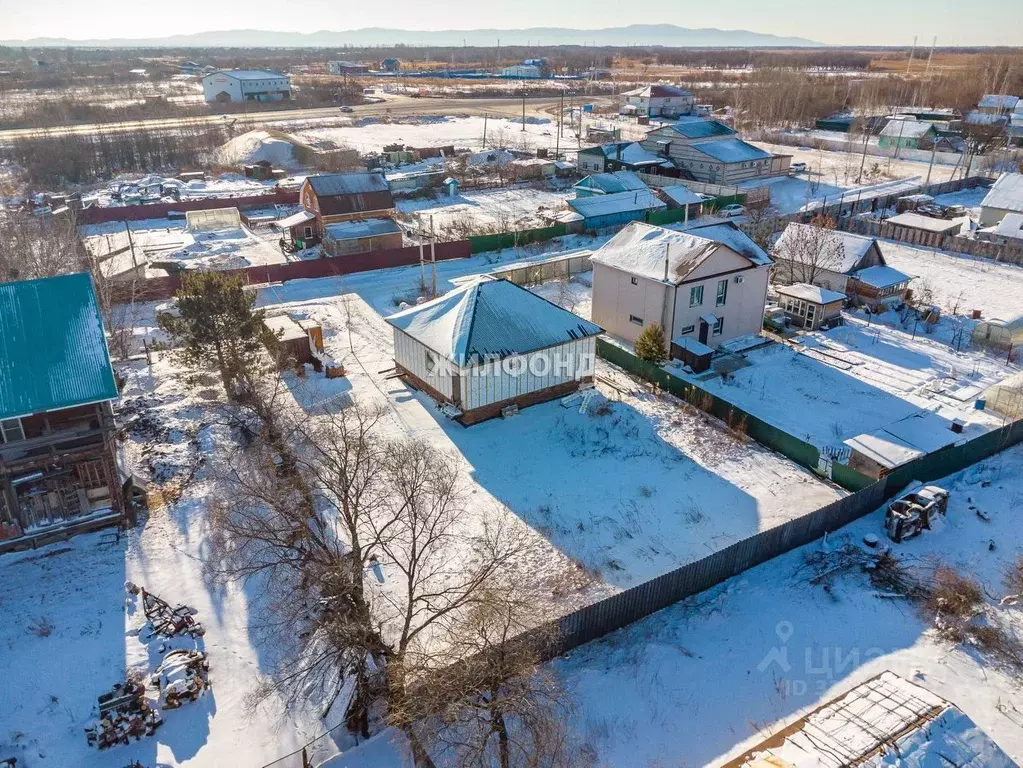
[202,70,292,103]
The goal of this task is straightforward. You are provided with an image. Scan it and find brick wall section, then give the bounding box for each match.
[112,240,472,303]
[77,190,301,225]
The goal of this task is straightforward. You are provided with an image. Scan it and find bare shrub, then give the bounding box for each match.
[27,617,55,637]
[1004,556,1023,598]
[924,567,983,632]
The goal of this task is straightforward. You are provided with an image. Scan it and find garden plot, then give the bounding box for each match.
[258,277,844,590]
[80,217,287,270]
[396,186,574,235]
[697,316,1013,451]
[876,239,1023,320]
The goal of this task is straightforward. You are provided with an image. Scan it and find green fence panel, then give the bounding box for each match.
[595,338,836,483]
[831,462,876,492]
[645,208,692,226]
[467,223,570,255]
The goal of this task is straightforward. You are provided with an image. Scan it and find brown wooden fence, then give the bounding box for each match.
[77,189,300,225]
[112,240,472,303]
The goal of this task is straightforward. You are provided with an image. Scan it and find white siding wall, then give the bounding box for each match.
[590,263,673,344]
[392,329,454,400]
[670,263,771,344]
[459,337,595,411]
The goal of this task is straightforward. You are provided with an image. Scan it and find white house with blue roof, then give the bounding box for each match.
[202,70,291,103]
[640,117,790,184]
[385,277,602,424]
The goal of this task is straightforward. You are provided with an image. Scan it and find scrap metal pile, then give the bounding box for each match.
[140,587,206,638]
[151,649,210,709]
[84,682,163,750]
[85,585,211,750]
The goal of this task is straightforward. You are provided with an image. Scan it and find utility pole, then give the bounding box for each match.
[925,136,939,185]
[482,112,487,150]
[555,91,562,159]
[125,221,138,269]
[906,36,917,75]
[430,215,437,297]
[521,81,526,131]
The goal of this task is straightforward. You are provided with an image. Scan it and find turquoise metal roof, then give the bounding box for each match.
[0,273,117,420]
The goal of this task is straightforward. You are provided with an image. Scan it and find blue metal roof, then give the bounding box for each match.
[691,138,772,163]
[666,118,736,139]
[0,273,117,420]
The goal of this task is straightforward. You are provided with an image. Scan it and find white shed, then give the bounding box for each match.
[385,277,602,425]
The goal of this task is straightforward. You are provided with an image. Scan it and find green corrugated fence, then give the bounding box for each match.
[595,338,877,491]
[467,223,571,254]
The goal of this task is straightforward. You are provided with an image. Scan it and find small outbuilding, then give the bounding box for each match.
[322,217,403,256]
[568,189,666,230]
[884,211,964,247]
[385,277,602,425]
[573,171,648,198]
[846,265,914,311]
[774,283,846,330]
[972,315,1023,351]
[980,172,1023,227]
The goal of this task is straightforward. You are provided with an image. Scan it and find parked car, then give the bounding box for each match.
[339,105,354,113]
[791,162,808,174]
[719,203,746,218]
[884,485,949,543]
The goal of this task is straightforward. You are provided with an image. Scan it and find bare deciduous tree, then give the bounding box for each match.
[402,586,579,768]
[771,217,844,288]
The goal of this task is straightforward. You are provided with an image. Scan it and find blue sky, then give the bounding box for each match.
[2,0,1020,46]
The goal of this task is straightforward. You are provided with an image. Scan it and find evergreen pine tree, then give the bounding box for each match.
[634,323,667,365]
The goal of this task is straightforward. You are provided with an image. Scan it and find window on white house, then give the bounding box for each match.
[713,317,724,336]
[629,314,644,325]
[0,418,25,444]
[679,324,695,334]
[716,278,728,306]
[689,285,704,307]
[425,350,437,374]
[630,276,639,285]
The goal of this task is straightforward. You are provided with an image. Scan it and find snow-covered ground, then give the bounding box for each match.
[396,186,574,234]
[289,115,565,155]
[81,173,302,209]
[877,238,1023,320]
[552,443,1023,767]
[695,315,1014,452]
[81,217,288,270]
[257,267,845,589]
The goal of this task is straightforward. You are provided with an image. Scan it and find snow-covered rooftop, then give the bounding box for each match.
[385,277,602,367]
[658,185,713,206]
[306,172,389,196]
[773,223,880,275]
[982,173,1023,214]
[208,70,286,81]
[272,209,316,229]
[591,221,770,285]
[568,189,666,219]
[850,264,913,289]
[776,282,846,304]
[691,138,772,163]
[879,118,935,138]
[845,411,961,469]
[324,217,403,240]
[994,212,1023,240]
[886,211,963,232]
[574,170,648,195]
[622,83,693,99]
[657,118,736,140]
[978,93,1020,110]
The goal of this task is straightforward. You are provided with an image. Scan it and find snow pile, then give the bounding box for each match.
[216,130,300,169]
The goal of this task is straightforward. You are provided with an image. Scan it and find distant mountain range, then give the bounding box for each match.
[2,24,824,49]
